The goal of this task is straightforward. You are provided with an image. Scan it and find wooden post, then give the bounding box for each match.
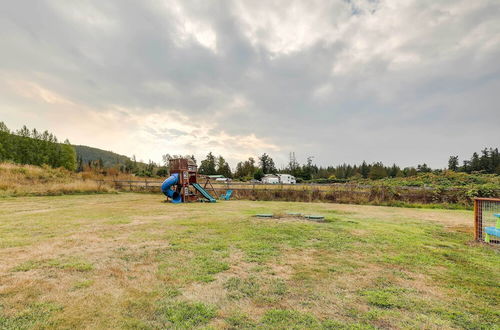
[474,198,480,241]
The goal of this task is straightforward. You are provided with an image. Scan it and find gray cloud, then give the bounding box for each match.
[1,0,499,168]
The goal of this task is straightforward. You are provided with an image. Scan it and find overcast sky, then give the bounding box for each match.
[1,0,499,168]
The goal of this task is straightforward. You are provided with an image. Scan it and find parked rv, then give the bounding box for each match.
[261,174,280,184]
[277,174,296,184]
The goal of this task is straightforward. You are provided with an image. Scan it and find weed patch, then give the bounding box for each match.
[224,276,260,299]
[13,257,93,272]
[156,301,216,328]
[0,302,62,329]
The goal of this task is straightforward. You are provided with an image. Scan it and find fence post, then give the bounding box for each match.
[474,198,479,241]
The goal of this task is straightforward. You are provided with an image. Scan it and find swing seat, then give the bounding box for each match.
[484,217,500,243]
[219,190,233,200]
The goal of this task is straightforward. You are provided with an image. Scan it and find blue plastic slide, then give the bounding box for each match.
[161,173,182,203]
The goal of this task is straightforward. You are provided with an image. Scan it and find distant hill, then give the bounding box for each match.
[74,145,131,167]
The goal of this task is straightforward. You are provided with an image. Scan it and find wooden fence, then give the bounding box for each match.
[94,180,440,192]
[94,179,495,206]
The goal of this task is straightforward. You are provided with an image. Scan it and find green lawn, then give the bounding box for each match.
[0,193,498,329]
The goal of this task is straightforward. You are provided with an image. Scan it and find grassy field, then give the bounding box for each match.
[0,194,498,329]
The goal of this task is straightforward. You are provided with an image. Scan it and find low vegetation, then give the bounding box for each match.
[1,194,498,328]
[0,162,115,197]
[2,162,497,208]
[351,170,500,189]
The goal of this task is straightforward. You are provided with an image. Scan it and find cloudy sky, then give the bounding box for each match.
[1,0,499,168]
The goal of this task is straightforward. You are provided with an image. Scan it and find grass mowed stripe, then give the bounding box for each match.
[0,193,498,329]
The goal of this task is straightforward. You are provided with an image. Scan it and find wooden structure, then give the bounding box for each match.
[169,158,199,202]
[474,197,500,243]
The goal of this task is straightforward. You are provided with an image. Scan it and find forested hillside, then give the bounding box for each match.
[0,121,134,170]
[0,122,76,170]
[0,122,165,177]
[74,145,131,168]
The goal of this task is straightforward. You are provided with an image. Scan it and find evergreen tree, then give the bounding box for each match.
[60,139,77,171]
[76,155,84,172]
[369,162,387,179]
[216,155,232,178]
[461,160,471,173]
[235,162,244,178]
[235,157,256,179]
[388,164,401,177]
[199,152,217,175]
[259,153,276,174]
[254,168,264,180]
[417,163,431,173]
[360,161,370,178]
[470,152,481,172]
[0,122,9,133]
[491,148,500,174]
[479,148,491,172]
[403,167,418,177]
[448,156,459,171]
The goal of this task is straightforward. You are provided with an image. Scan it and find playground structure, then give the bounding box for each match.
[161,158,217,203]
[474,197,500,243]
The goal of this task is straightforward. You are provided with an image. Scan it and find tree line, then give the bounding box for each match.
[193,148,499,182]
[0,122,76,171]
[448,148,500,174]
[191,151,426,182]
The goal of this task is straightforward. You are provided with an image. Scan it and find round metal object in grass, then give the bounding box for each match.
[255,214,274,218]
[286,212,302,216]
[304,215,325,221]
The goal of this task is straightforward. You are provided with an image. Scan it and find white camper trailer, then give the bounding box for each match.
[277,174,296,184]
[261,174,280,184]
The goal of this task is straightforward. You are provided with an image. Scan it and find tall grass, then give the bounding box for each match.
[223,187,476,208]
[0,162,115,197]
[105,182,478,208]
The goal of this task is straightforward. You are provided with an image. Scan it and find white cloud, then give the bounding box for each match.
[0,0,498,168]
[166,1,218,52]
[234,0,348,56]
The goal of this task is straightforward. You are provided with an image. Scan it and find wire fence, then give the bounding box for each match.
[474,198,500,243]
